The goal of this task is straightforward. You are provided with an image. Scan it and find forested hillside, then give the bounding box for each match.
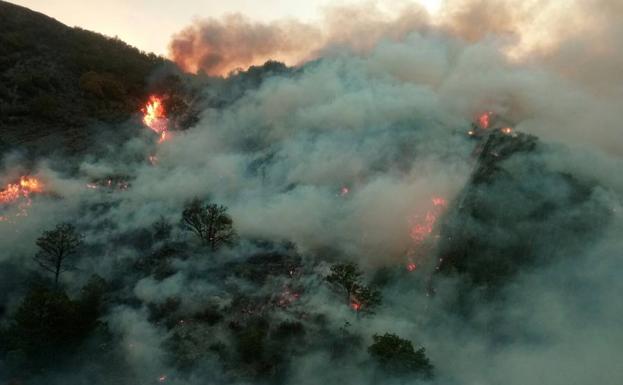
[0,1,166,154]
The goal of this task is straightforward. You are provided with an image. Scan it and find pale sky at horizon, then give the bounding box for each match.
[9,0,442,55]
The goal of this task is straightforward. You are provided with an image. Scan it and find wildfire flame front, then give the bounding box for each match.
[142,95,168,135]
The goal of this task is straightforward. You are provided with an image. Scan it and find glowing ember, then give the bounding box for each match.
[404,196,448,269]
[409,197,446,242]
[501,127,513,135]
[350,301,362,312]
[478,112,492,129]
[85,178,130,191]
[340,186,350,196]
[277,287,301,307]
[432,197,446,207]
[411,213,436,242]
[158,131,169,144]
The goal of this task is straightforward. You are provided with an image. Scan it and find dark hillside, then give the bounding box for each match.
[436,130,611,288]
[0,1,167,155]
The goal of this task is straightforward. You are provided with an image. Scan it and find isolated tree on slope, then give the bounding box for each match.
[182,198,237,251]
[368,333,433,378]
[327,262,382,315]
[33,223,82,286]
[351,284,382,316]
[326,262,362,303]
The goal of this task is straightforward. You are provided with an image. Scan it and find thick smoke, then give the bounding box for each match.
[171,0,623,151]
[168,2,432,76]
[167,0,623,153]
[2,0,623,384]
[169,14,322,76]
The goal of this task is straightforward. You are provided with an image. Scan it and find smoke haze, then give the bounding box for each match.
[2,0,623,384]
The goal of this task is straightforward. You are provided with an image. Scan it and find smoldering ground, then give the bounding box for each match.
[1,0,623,384]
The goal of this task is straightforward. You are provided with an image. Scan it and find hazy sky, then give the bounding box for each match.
[11,0,441,55]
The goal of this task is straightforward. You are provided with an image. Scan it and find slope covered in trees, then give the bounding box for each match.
[0,1,167,155]
[436,129,611,289]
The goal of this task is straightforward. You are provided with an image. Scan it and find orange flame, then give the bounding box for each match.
[0,183,20,204]
[142,96,168,135]
[20,176,43,193]
[0,176,44,221]
[0,176,43,205]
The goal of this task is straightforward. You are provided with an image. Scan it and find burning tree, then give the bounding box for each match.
[182,199,237,251]
[326,262,382,315]
[33,223,83,286]
[142,95,168,134]
[350,284,382,316]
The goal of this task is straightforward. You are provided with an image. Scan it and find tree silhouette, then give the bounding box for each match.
[182,199,236,251]
[33,223,82,286]
[327,262,382,315]
[351,284,382,316]
[152,215,172,240]
[326,262,362,303]
[368,333,433,378]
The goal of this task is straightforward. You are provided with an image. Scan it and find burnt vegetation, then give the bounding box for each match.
[0,197,429,383]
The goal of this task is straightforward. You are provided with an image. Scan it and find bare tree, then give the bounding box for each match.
[182,199,237,251]
[34,223,82,286]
